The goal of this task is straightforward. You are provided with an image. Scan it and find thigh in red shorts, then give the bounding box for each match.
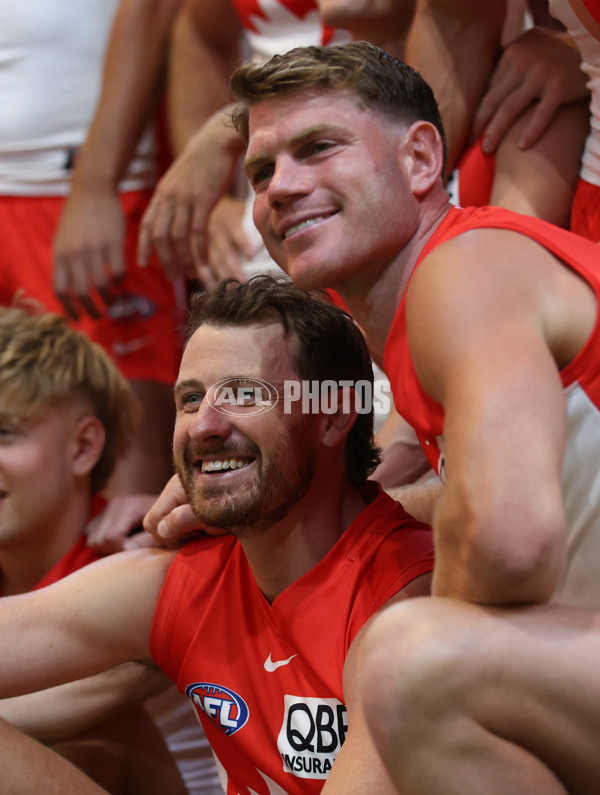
[0,191,183,385]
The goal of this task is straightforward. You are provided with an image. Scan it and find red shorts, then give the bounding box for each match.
[570,177,600,243]
[0,190,183,384]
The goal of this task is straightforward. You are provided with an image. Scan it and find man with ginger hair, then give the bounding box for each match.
[221,41,600,793]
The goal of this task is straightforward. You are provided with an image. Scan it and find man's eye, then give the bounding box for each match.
[251,164,274,187]
[304,140,335,157]
[180,393,203,412]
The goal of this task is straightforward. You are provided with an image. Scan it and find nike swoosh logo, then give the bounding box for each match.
[264,653,298,673]
[112,335,153,357]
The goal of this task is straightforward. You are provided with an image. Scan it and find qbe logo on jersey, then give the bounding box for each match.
[186,682,249,736]
[277,695,348,779]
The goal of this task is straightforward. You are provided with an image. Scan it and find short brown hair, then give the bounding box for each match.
[230,41,446,167]
[186,277,381,487]
[0,308,139,492]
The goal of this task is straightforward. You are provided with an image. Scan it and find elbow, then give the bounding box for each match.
[435,497,567,605]
[478,522,566,604]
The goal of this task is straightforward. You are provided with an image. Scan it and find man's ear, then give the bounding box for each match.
[401,121,445,196]
[320,387,359,448]
[70,416,106,479]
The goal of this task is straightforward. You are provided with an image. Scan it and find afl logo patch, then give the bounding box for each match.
[185,682,249,736]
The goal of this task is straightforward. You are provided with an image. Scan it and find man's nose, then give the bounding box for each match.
[187,398,233,444]
[268,156,312,207]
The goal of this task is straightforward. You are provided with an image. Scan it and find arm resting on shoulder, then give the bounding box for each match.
[405,231,580,604]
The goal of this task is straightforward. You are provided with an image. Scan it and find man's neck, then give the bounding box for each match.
[0,496,92,596]
[240,480,368,604]
[336,198,452,361]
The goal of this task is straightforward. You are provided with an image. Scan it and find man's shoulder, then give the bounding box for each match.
[84,546,179,589]
[155,535,238,598]
[352,489,434,582]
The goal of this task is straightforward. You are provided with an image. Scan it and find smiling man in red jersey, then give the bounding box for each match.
[226,41,600,794]
[0,277,433,794]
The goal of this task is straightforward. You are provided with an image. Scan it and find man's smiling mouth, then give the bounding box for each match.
[200,458,254,473]
[282,212,338,240]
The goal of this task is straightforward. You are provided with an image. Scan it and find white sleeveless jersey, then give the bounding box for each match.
[548,0,600,187]
[0,0,156,194]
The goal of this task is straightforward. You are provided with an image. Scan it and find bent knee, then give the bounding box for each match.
[360,597,493,734]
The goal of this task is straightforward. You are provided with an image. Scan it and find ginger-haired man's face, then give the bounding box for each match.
[245,89,419,292]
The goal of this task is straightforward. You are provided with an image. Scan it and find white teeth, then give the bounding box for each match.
[202,459,251,473]
[284,215,327,238]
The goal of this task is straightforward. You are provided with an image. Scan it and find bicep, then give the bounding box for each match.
[407,235,569,598]
[0,549,174,699]
[407,232,568,499]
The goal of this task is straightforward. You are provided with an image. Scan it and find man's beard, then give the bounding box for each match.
[178,429,316,538]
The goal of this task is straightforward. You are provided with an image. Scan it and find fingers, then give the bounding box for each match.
[514,94,563,151]
[137,116,243,281]
[142,475,204,545]
[153,504,205,544]
[478,83,545,153]
[53,252,103,320]
[138,185,209,283]
[86,494,158,554]
[53,192,127,319]
[206,196,251,282]
[472,28,588,154]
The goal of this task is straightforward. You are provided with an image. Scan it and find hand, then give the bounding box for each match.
[86,495,159,553]
[137,108,246,283]
[53,187,126,319]
[206,195,253,283]
[143,474,218,545]
[472,28,589,153]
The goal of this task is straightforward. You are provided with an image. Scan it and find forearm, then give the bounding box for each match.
[72,0,183,192]
[405,0,507,173]
[0,663,168,742]
[317,0,416,58]
[168,0,242,154]
[432,480,567,605]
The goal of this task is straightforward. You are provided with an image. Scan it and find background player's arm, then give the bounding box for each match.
[405,229,587,605]
[53,0,183,317]
[318,0,416,57]
[0,662,169,741]
[404,0,507,175]
[322,573,432,793]
[0,548,175,699]
[138,0,248,281]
